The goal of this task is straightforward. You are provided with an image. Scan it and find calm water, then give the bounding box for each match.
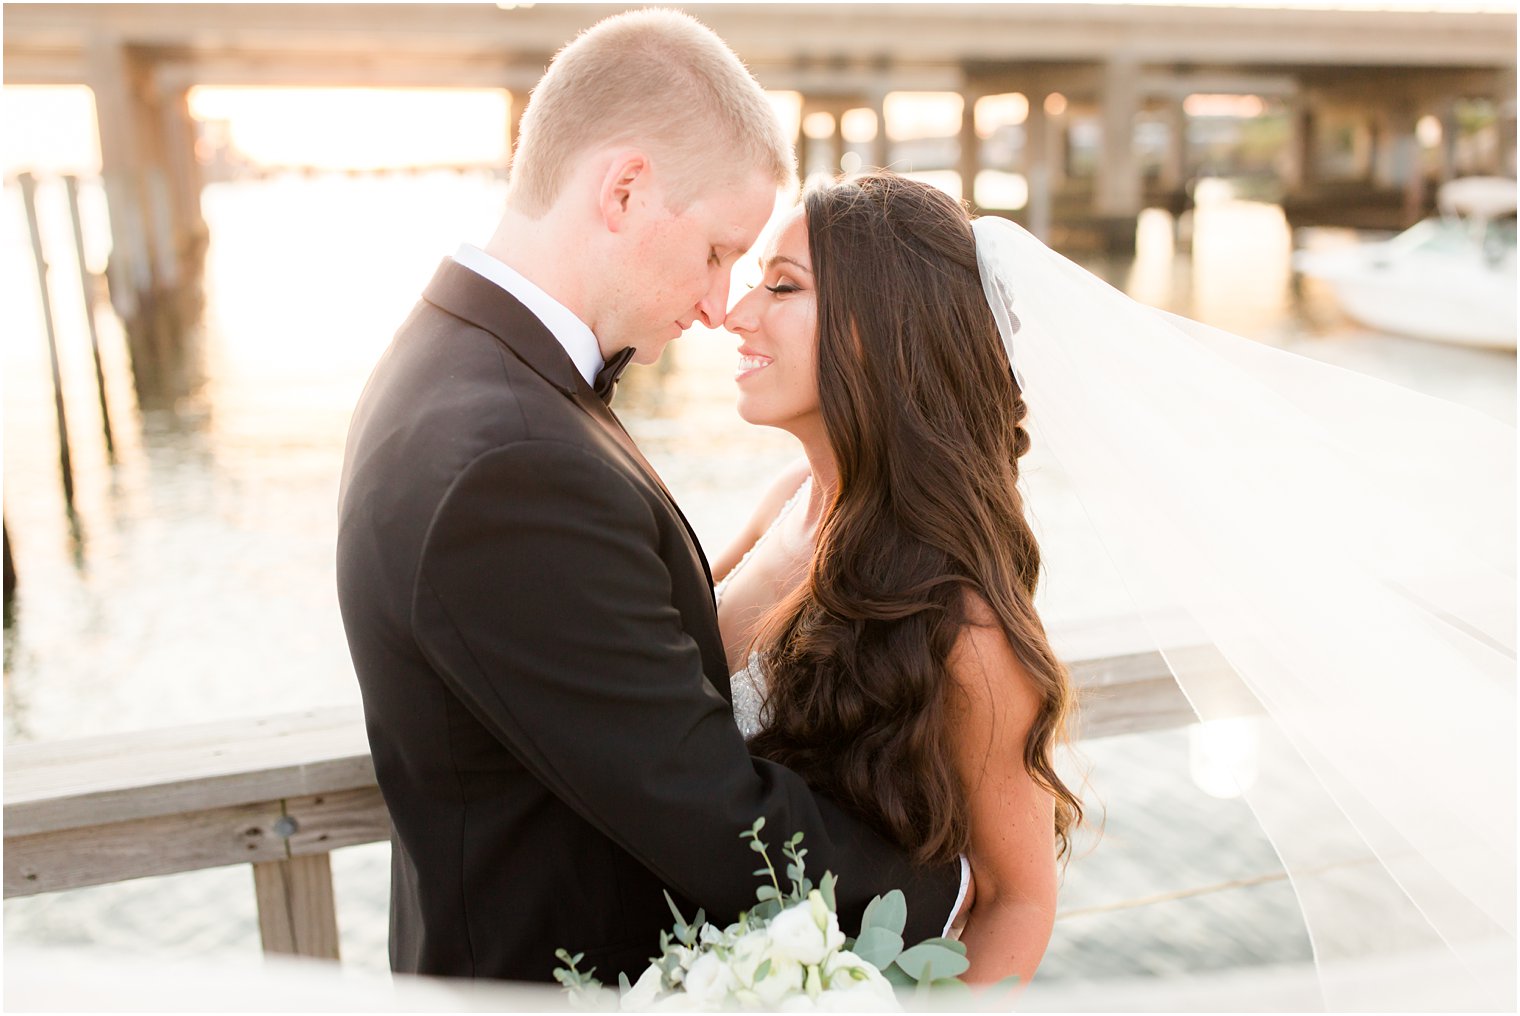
[3,174,1513,980]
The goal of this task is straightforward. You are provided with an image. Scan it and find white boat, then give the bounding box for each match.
[1292,176,1517,351]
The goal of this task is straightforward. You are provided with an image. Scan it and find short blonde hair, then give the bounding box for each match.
[508,8,794,216]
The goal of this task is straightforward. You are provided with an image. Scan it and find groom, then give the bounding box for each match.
[337,9,964,983]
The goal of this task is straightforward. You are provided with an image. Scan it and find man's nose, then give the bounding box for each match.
[696,271,732,330]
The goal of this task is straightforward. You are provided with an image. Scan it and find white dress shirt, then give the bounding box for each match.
[452,243,604,388]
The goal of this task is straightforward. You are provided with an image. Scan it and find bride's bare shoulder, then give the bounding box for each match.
[711,458,812,583]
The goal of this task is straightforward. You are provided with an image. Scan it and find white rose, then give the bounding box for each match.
[648,993,706,1012]
[667,945,697,984]
[767,895,845,965]
[620,963,666,1011]
[753,955,805,1008]
[728,929,804,1007]
[681,950,739,1009]
[818,951,900,1012]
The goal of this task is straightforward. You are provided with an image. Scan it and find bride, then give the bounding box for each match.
[711,171,1515,1005]
[713,174,1079,985]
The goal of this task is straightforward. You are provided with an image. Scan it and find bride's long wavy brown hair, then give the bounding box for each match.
[747,173,1083,867]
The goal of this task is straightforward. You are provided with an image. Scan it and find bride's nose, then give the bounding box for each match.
[723,288,760,334]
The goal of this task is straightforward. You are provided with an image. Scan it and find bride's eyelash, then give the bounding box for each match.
[765,283,799,295]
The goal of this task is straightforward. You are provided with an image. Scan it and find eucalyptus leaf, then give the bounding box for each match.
[916,936,968,957]
[756,884,779,901]
[894,942,970,981]
[930,976,973,1000]
[882,964,916,990]
[860,889,907,937]
[852,926,905,969]
[819,871,838,911]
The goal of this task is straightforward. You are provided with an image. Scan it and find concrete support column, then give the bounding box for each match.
[827,102,846,177]
[159,87,209,279]
[1158,97,1188,192]
[1024,92,1052,242]
[796,96,810,178]
[1096,57,1142,251]
[1051,99,1072,194]
[1438,102,1461,184]
[1370,108,1402,189]
[1388,106,1425,223]
[504,88,525,171]
[88,33,156,325]
[1497,65,1517,178]
[959,89,981,207]
[797,97,848,179]
[868,90,890,170]
[87,33,204,397]
[1282,98,1315,191]
[1096,57,1142,215]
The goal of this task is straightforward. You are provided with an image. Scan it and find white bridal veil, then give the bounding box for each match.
[971,216,1516,1011]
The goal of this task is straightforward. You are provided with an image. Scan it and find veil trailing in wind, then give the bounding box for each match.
[971,216,1515,1011]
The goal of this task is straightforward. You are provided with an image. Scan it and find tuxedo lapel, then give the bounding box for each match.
[569,388,716,591]
[422,259,716,593]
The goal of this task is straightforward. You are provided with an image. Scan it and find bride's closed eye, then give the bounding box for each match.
[765,282,801,295]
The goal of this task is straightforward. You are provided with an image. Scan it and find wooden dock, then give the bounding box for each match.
[3,624,1202,962]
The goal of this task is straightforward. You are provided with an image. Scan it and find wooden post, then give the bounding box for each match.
[19,173,76,508]
[64,175,115,457]
[253,853,341,960]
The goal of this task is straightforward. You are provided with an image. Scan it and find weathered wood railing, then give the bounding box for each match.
[3,621,1201,961]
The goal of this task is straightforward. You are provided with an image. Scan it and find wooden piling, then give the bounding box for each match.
[3,517,15,613]
[63,175,115,457]
[19,173,76,508]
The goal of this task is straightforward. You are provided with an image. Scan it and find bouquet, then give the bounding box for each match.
[554,818,991,1011]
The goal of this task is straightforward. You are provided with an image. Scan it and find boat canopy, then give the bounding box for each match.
[1437,176,1518,220]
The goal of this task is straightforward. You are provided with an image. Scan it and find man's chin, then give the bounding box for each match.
[630,341,669,367]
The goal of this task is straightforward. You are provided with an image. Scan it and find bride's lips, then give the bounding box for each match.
[735,346,773,381]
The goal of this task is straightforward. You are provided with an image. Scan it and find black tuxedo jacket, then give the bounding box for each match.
[336,260,959,982]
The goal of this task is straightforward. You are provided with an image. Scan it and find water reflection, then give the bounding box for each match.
[4,171,1513,742]
[2,171,1511,977]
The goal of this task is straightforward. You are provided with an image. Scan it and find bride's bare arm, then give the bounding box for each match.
[710,457,812,584]
[946,594,1059,987]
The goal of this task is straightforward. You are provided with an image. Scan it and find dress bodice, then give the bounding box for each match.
[715,476,811,739]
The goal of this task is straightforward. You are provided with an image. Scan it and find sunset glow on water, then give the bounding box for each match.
[3,80,1512,980]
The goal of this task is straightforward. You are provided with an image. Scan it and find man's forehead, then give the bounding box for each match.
[702,180,782,247]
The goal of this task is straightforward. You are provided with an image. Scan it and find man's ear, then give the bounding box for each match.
[598,151,653,234]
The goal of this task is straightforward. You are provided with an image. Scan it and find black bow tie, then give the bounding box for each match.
[594,346,636,405]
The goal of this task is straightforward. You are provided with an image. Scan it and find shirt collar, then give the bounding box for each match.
[452,244,604,388]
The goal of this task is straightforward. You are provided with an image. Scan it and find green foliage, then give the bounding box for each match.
[860,889,908,938]
[852,926,905,968]
[555,819,983,1009]
[894,941,971,981]
[551,948,606,1009]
